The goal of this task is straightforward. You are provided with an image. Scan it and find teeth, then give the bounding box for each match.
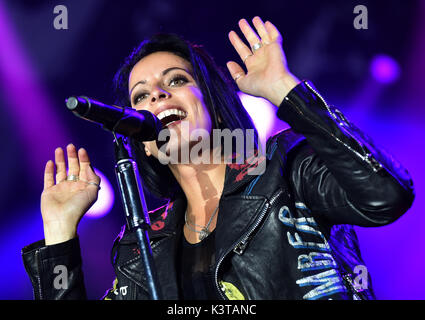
[157,108,187,121]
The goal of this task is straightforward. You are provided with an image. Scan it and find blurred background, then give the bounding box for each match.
[0,0,423,300]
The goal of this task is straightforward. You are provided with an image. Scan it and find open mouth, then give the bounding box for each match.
[157,108,188,128]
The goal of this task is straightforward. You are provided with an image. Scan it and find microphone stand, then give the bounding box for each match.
[65,95,163,299]
[113,133,163,300]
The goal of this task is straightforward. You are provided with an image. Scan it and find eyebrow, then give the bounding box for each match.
[129,67,190,96]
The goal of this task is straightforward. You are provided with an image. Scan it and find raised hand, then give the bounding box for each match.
[41,144,101,245]
[227,16,300,106]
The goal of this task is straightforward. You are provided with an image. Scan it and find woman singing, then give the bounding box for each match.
[22,17,414,300]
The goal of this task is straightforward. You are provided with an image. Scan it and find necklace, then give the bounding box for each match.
[185,205,219,241]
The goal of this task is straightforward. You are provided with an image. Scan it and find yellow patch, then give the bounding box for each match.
[219,281,245,300]
[103,278,118,300]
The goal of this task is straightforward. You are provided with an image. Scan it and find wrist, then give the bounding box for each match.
[43,221,77,245]
[266,73,301,106]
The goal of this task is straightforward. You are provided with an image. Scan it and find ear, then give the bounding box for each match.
[143,142,152,157]
[145,147,152,157]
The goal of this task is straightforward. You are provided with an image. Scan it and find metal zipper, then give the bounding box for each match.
[34,249,43,299]
[234,190,283,255]
[294,81,382,173]
[214,189,284,299]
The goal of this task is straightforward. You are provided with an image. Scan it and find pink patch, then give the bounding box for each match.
[151,220,165,231]
[229,152,266,182]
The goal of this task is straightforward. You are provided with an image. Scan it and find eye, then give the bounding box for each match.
[133,92,149,105]
[168,75,188,87]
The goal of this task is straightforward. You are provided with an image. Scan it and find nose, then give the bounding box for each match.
[150,86,170,104]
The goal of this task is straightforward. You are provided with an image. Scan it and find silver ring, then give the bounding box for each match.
[66,174,79,182]
[80,179,101,189]
[233,73,243,81]
[86,181,101,189]
[243,54,253,64]
[252,42,262,52]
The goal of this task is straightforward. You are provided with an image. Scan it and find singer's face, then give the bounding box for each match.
[128,51,213,161]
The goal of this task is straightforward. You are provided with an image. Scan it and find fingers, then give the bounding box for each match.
[226,61,245,82]
[238,18,261,50]
[252,16,271,44]
[44,160,55,191]
[264,20,283,43]
[228,16,279,68]
[55,147,66,183]
[78,148,100,185]
[66,144,80,177]
[77,147,90,182]
[228,30,253,66]
[47,144,99,188]
[85,164,101,189]
[235,17,274,49]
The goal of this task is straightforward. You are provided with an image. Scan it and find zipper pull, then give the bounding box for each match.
[233,239,248,255]
[219,282,226,293]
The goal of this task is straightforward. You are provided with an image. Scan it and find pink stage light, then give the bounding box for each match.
[85,168,115,219]
[238,92,276,145]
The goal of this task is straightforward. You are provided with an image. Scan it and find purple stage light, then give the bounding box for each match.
[0,1,69,181]
[345,110,425,300]
[85,168,114,219]
[370,54,400,84]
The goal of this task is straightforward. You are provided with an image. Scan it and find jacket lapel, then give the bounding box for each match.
[215,194,267,259]
[222,150,266,196]
[115,157,268,299]
[116,198,186,299]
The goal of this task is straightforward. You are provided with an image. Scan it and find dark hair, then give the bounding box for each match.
[113,33,258,200]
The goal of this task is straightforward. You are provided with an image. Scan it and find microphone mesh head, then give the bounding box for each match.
[66,97,79,110]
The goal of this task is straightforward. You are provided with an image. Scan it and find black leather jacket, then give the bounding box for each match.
[22,81,414,300]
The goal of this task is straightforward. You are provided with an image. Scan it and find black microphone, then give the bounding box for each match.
[65,96,162,141]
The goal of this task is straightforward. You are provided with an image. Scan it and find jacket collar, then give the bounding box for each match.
[222,150,266,196]
[117,151,266,243]
[116,198,186,244]
[151,152,266,234]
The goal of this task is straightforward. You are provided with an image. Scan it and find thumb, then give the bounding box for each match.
[226,61,245,84]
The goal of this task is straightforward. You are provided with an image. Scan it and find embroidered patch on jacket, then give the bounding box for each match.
[150,201,174,231]
[227,151,266,182]
[219,281,245,300]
